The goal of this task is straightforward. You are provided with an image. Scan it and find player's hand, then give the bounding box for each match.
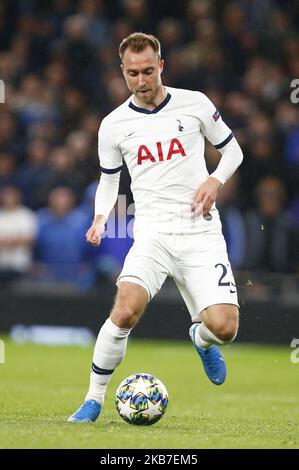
[192,177,223,217]
[86,215,106,247]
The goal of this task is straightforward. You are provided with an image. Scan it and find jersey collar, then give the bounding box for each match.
[128,92,171,114]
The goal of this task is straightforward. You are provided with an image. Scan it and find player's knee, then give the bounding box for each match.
[111,307,141,329]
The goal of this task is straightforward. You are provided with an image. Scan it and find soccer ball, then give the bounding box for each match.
[115,373,169,425]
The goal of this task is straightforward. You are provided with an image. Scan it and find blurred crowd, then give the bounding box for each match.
[0,0,299,289]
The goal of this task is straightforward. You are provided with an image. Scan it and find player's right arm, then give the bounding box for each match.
[86,214,107,247]
[86,118,122,247]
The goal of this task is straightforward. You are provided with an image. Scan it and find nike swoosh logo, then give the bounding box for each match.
[230,289,237,294]
[124,131,135,137]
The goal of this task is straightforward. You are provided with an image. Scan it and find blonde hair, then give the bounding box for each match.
[119,32,161,61]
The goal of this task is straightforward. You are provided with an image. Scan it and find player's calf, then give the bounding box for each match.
[209,318,238,343]
[201,304,239,344]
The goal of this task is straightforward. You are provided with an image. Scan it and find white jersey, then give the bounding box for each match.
[98,86,234,235]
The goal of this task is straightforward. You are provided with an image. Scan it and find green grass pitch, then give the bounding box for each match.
[0,337,298,449]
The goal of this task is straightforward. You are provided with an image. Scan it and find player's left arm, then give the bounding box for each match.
[193,93,243,217]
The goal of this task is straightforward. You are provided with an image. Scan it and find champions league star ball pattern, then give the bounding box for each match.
[115,373,169,425]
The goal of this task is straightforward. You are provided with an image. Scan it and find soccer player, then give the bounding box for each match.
[68,32,243,422]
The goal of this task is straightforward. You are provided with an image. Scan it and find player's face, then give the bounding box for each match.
[121,46,164,106]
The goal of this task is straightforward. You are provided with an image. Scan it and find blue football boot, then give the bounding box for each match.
[189,323,226,385]
[67,399,101,423]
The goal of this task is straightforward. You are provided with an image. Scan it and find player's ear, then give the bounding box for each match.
[120,63,124,75]
[159,59,164,74]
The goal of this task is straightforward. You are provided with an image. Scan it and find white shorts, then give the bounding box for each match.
[116,230,239,322]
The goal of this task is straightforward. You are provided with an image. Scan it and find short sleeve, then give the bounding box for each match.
[98,118,123,174]
[197,93,234,150]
